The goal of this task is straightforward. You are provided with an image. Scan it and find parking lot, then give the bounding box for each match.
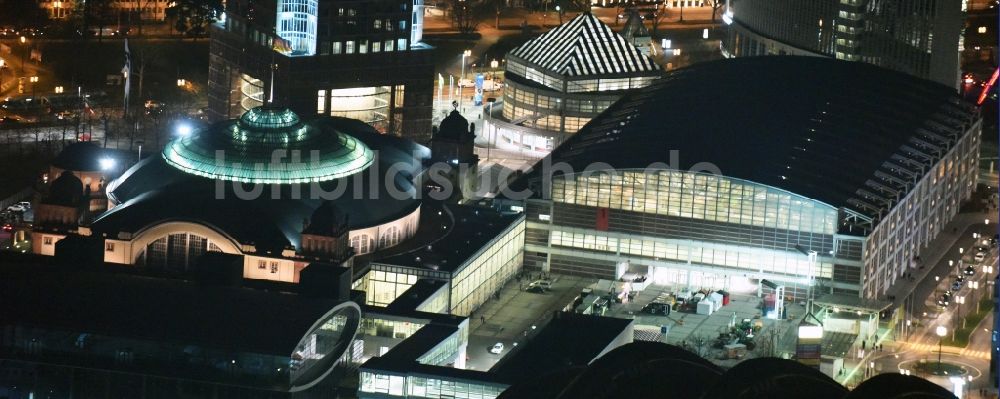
[464,273,592,371]
[461,273,809,370]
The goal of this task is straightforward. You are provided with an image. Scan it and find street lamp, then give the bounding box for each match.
[29,76,38,99]
[176,123,193,137]
[19,36,27,77]
[459,49,471,110]
[99,158,116,171]
[935,326,947,374]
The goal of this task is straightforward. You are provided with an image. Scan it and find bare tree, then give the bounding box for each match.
[451,0,477,34]
[755,327,783,358]
[707,0,724,22]
[688,333,712,357]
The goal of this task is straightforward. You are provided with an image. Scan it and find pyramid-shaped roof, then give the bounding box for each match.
[509,13,659,77]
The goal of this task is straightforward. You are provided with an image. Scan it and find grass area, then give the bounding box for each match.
[39,39,209,104]
[913,360,968,376]
[942,298,994,347]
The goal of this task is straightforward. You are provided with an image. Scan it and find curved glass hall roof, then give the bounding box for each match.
[163,107,374,184]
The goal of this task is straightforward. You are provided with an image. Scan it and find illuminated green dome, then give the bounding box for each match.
[163,107,374,184]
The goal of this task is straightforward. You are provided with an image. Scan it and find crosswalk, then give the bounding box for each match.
[901,342,991,360]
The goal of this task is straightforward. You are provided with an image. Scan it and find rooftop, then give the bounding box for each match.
[386,279,449,312]
[0,256,347,356]
[513,56,979,227]
[508,13,659,78]
[51,142,127,172]
[94,116,428,252]
[372,204,523,274]
[162,107,374,184]
[490,312,633,382]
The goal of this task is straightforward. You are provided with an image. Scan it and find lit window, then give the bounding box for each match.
[978,26,987,33]
[317,90,327,114]
[359,41,368,54]
[43,237,53,245]
[332,42,342,54]
[346,41,355,54]
[397,38,407,50]
[399,20,406,30]
[374,20,382,30]
[270,262,279,273]
[372,41,380,53]
[105,242,115,252]
[258,260,267,269]
[385,40,393,52]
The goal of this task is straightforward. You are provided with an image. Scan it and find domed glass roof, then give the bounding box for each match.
[162,107,374,184]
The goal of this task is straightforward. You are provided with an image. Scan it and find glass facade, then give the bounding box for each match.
[723,0,962,87]
[359,372,507,399]
[365,218,525,316]
[276,0,319,56]
[552,170,837,234]
[289,303,362,391]
[525,169,859,298]
[162,107,375,184]
[240,74,265,112]
[449,220,525,316]
[326,86,393,132]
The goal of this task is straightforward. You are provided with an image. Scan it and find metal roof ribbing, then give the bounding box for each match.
[509,13,658,77]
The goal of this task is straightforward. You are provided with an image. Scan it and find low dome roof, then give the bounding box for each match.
[163,107,374,184]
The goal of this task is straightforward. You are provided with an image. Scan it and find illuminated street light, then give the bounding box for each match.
[176,123,193,137]
[959,248,964,254]
[19,36,25,44]
[935,326,947,375]
[99,158,116,170]
[54,86,63,94]
[703,28,709,39]
[176,78,186,87]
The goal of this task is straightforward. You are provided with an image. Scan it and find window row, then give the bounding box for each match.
[551,171,837,234]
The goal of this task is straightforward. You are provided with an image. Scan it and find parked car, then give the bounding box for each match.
[5,203,26,213]
[974,251,986,262]
[489,342,504,354]
[951,281,963,292]
[525,285,547,294]
[964,266,976,276]
[528,280,552,290]
[641,302,670,316]
[937,293,951,307]
[955,275,966,284]
[2,223,12,232]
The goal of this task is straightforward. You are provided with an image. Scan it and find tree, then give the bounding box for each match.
[707,0,724,22]
[451,0,477,34]
[687,333,712,358]
[70,0,116,42]
[0,0,50,30]
[166,0,222,37]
